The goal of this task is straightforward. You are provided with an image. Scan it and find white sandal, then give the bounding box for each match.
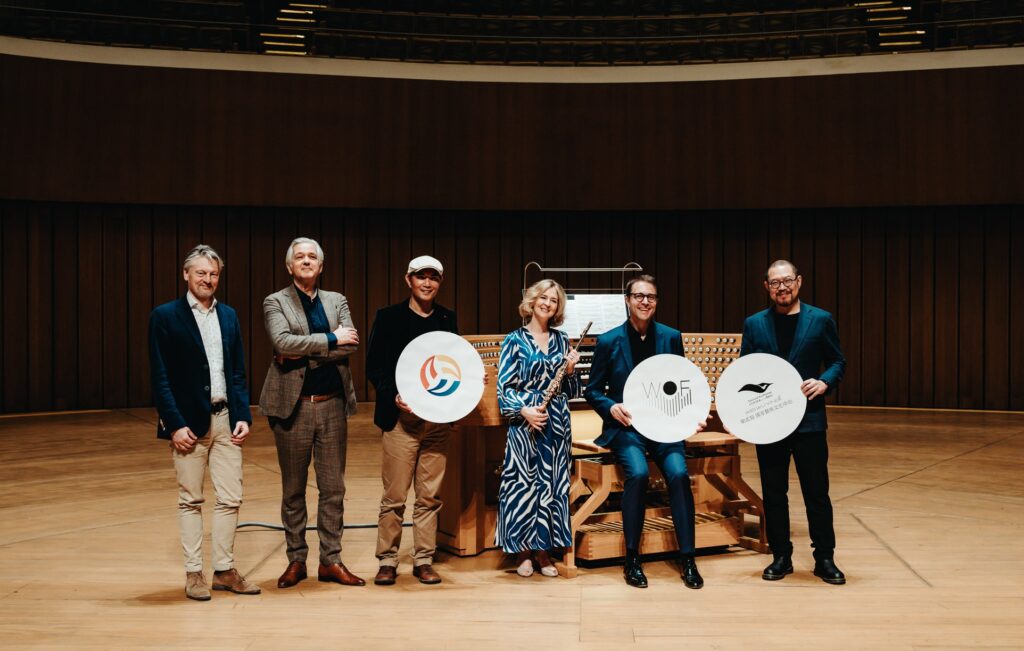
[539,564,558,577]
[516,559,535,577]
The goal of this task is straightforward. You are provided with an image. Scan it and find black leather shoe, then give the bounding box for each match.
[813,558,846,585]
[681,555,704,589]
[762,555,794,581]
[623,552,648,589]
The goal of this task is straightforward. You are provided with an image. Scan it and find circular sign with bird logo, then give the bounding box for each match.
[396,331,485,423]
[715,353,807,444]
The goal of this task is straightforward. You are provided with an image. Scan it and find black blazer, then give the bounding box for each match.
[739,302,846,433]
[365,301,458,431]
[149,296,252,440]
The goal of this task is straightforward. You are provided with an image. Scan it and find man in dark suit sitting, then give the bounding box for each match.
[740,259,847,585]
[585,274,705,589]
[149,244,259,601]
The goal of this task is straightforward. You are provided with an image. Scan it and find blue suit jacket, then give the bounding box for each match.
[739,302,846,433]
[149,296,252,440]
[584,320,684,448]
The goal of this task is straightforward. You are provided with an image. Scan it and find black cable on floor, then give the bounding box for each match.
[237,521,413,531]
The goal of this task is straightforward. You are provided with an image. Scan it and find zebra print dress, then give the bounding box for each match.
[495,327,582,553]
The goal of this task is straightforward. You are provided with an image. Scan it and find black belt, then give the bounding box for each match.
[211,400,229,414]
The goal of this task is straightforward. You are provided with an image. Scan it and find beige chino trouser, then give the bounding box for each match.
[376,412,451,568]
[172,410,243,573]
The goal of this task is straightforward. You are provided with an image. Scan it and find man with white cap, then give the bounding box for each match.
[366,255,458,585]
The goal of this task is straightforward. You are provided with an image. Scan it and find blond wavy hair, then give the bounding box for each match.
[519,279,567,327]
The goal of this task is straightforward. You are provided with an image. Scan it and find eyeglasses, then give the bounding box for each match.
[628,293,659,303]
[767,277,797,290]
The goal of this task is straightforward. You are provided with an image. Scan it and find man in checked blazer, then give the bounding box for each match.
[740,259,847,585]
[260,237,363,589]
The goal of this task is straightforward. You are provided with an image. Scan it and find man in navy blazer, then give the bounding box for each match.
[149,244,257,601]
[585,275,704,590]
[740,259,847,585]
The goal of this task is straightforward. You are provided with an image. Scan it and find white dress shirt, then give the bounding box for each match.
[187,291,228,403]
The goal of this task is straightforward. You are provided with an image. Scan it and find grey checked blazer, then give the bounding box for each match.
[259,284,359,419]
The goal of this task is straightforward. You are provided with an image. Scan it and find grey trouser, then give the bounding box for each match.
[271,397,348,566]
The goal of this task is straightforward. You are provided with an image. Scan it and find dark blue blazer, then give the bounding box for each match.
[584,320,684,448]
[739,302,846,434]
[149,296,252,440]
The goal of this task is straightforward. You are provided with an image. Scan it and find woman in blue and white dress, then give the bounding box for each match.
[496,279,581,577]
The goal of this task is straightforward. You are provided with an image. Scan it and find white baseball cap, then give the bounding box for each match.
[407,255,444,275]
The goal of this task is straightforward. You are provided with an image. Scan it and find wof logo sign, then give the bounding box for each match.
[623,354,711,443]
[640,380,693,417]
[419,354,462,397]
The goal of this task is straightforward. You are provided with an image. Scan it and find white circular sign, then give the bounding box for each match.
[623,354,712,443]
[395,332,485,423]
[715,353,807,444]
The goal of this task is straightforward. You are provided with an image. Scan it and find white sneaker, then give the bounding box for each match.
[516,559,535,577]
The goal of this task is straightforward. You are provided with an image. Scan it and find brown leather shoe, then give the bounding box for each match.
[374,566,397,586]
[185,571,211,601]
[213,568,261,595]
[318,562,366,586]
[412,564,442,585]
[277,561,307,589]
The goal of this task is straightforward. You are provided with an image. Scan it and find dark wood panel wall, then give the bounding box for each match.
[2,202,1022,414]
[1,54,1023,210]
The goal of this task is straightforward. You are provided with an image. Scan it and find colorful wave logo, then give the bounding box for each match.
[420,354,462,397]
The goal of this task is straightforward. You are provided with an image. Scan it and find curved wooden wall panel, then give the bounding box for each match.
[1,54,1022,209]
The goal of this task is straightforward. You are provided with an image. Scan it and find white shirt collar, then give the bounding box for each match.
[187,291,218,313]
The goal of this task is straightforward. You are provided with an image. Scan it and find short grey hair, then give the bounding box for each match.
[285,237,325,268]
[183,244,224,271]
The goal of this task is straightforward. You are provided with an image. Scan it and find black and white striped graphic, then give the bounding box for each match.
[640,380,693,417]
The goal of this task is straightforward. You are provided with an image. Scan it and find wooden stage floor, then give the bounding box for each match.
[0,406,1022,650]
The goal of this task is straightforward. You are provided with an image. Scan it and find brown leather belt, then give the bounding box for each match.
[299,391,340,403]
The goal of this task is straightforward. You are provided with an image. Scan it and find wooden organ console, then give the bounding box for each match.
[437,333,769,576]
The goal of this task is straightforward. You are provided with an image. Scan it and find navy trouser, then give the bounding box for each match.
[755,430,836,560]
[607,429,696,555]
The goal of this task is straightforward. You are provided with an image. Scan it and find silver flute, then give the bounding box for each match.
[539,321,593,411]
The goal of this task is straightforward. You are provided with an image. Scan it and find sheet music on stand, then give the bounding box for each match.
[556,294,627,337]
